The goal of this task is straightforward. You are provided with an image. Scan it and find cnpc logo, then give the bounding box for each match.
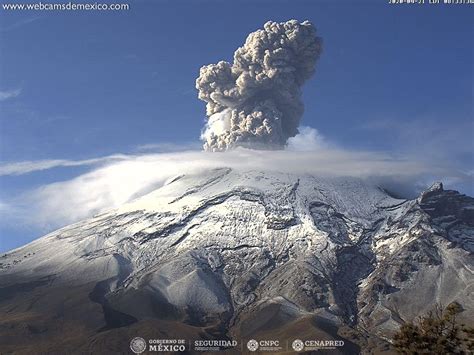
[246,339,281,352]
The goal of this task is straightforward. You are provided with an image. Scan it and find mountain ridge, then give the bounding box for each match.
[0,168,472,353]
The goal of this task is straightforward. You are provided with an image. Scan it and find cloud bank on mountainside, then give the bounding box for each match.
[1,138,471,233]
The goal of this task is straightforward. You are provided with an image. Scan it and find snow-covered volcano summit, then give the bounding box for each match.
[1,168,473,353]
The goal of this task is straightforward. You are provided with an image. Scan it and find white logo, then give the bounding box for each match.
[247,339,259,352]
[130,337,147,354]
[292,339,304,352]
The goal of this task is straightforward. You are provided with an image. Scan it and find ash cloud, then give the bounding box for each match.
[196,20,322,151]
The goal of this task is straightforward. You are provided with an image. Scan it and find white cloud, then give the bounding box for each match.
[1,126,472,235]
[286,126,327,151]
[200,109,232,142]
[2,145,472,233]
[0,155,129,176]
[0,88,22,102]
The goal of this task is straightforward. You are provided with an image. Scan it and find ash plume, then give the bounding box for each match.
[196,20,322,151]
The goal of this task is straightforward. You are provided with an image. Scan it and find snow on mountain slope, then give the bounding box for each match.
[1,169,396,280]
[0,168,472,353]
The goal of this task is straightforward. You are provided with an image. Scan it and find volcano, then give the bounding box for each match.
[0,168,473,353]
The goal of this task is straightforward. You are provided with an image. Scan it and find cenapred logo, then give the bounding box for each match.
[130,337,147,354]
[247,339,259,352]
[292,339,345,352]
[292,339,304,352]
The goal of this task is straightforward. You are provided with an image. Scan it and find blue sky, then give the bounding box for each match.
[0,0,472,252]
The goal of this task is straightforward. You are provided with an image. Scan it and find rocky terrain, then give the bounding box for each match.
[0,168,472,354]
